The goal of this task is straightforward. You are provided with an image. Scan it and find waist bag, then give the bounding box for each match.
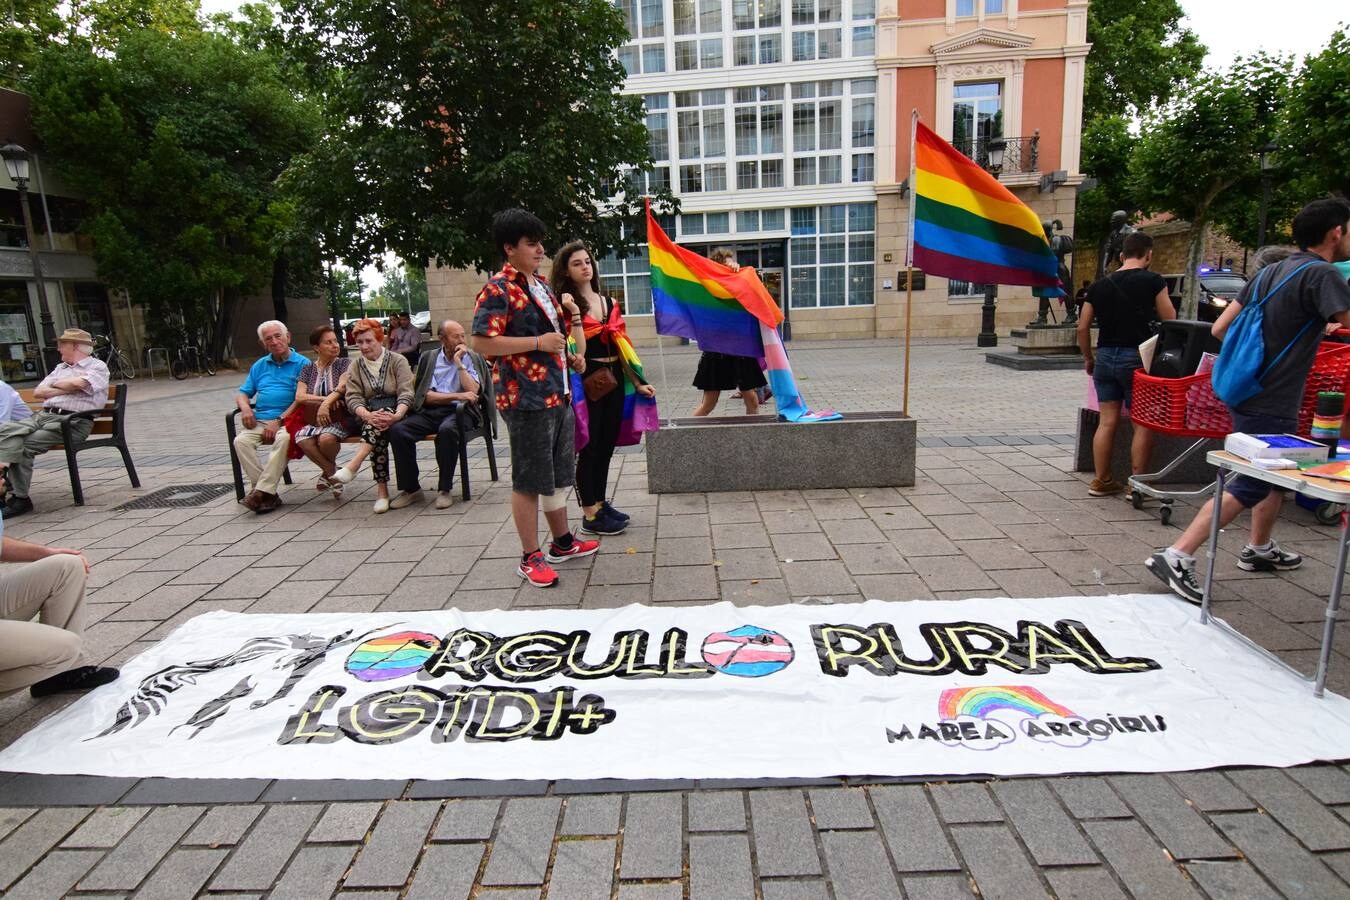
[1211,261,1318,407]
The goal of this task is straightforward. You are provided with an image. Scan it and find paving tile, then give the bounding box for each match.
[760,882,831,900]
[430,798,500,841]
[616,885,683,900]
[1227,768,1350,851]
[1167,772,1256,812]
[345,800,441,888]
[261,780,407,802]
[307,802,383,843]
[688,791,746,832]
[0,807,36,842]
[651,565,720,601]
[589,552,654,585]
[712,522,772,549]
[1050,777,1130,819]
[481,797,562,886]
[749,790,821,877]
[550,838,617,900]
[949,824,1048,900]
[1042,868,1128,900]
[1289,765,1350,805]
[120,778,268,805]
[619,793,682,879]
[781,560,857,597]
[870,784,959,872]
[62,807,149,849]
[412,780,546,799]
[0,774,135,806]
[561,795,621,836]
[182,805,263,847]
[819,830,902,900]
[854,574,935,600]
[5,848,102,899]
[80,805,202,892]
[991,779,1097,866]
[770,533,838,562]
[709,547,782,581]
[1212,811,1350,899]
[930,782,1001,824]
[808,787,874,829]
[1109,775,1239,860]
[1082,819,1202,900]
[405,842,484,900]
[690,833,752,900]
[209,804,321,891]
[901,874,977,900]
[132,847,227,900]
[269,845,359,900]
[1184,860,1281,900]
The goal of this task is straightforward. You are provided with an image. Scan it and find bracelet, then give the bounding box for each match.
[535,336,540,351]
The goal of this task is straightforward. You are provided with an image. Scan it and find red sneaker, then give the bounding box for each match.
[518,551,559,588]
[545,534,600,563]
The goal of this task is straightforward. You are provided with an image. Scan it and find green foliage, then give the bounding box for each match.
[1283,28,1350,199]
[372,265,429,314]
[278,0,676,274]
[27,28,322,354]
[1129,55,1292,314]
[1075,116,1136,258]
[330,268,364,316]
[1084,0,1205,119]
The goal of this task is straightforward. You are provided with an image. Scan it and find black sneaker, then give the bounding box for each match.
[1145,551,1204,605]
[30,665,120,698]
[580,507,627,536]
[1237,542,1303,572]
[602,501,630,523]
[3,495,34,518]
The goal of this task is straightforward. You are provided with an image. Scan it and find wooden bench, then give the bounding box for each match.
[226,378,500,504]
[16,383,141,506]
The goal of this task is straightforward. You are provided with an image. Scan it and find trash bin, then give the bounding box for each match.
[1149,319,1220,379]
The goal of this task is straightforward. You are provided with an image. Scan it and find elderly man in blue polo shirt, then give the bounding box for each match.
[233,320,306,513]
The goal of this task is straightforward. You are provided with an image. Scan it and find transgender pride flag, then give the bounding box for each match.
[647,203,840,423]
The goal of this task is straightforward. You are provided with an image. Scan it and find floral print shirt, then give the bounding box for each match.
[471,262,568,412]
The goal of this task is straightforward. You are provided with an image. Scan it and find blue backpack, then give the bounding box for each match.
[1211,260,1318,407]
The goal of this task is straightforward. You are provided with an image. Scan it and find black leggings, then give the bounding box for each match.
[576,361,624,507]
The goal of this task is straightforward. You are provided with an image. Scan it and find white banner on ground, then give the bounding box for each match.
[3,596,1349,781]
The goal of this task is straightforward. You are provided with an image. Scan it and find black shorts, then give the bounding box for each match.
[693,351,766,392]
[501,405,576,496]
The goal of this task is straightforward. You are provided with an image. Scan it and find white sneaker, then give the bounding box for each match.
[373,497,390,514]
[389,490,424,510]
[435,491,455,509]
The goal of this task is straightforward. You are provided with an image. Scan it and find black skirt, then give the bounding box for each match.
[693,351,767,391]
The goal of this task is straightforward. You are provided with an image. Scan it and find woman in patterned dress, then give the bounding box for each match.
[294,325,369,497]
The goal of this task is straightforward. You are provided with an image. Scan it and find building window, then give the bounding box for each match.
[673,0,724,70]
[788,203,875,308]
[600,243,654,316]
[952,81,1002,169]
[618,0,666,74]
[954,0,1003,16]
[787,78,873,187]
[731,84,785,191]
[674,90,729,194]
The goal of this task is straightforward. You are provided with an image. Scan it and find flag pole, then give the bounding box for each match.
[903,109,919,418]
[644,196,675,426]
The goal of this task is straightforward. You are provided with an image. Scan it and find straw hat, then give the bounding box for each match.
[57,328,95,347]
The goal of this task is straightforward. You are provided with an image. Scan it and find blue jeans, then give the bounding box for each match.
[1092,346,1143,405]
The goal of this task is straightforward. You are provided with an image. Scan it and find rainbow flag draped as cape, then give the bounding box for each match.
[647,203,840,423]
[912,122,1060,291]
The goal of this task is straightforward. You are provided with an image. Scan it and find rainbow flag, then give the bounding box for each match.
[647,204,783,358]
[912,121,1059,290]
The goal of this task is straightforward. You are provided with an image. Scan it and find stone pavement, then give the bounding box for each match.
[1,337,1349,899]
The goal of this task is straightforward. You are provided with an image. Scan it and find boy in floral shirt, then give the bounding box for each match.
[471,209,596,588]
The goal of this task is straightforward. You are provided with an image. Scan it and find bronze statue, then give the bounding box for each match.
[1099,210,1135,278]
[1031,220,1076,325]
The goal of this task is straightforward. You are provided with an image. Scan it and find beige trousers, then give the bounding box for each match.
[0,554,89,694]
[233,421,290,495]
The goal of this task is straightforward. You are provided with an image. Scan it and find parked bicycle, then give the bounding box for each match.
[93,334,136,380]
[170,344,216,380]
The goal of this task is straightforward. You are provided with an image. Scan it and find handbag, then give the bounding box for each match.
[367,395,398,412]
[583,365,619,402]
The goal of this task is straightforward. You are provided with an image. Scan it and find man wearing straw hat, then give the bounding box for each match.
[0,328,109,517]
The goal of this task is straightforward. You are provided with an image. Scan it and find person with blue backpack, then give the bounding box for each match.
[1148,198,1350,604]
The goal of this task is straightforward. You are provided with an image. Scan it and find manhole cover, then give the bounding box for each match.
[115,484,235,510]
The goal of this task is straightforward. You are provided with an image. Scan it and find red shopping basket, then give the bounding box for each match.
[1131,342,1350,439]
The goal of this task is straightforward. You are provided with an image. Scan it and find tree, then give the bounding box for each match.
[1283,28,1350,199]
[1128,55,1291,317]
[372,265,429,314]
[27,29,322,361]
[278,0,675,274]
[1074,0,1204,259]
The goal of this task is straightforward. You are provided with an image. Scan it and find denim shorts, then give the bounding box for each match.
[1092,346,1144,405]
[1226,411,1298,509]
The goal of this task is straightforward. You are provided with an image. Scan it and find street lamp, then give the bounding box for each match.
[1256,141,1277,249]
[1,141,59,373]
[987,137,1006,175]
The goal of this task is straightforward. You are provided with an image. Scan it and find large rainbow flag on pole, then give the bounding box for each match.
[911,121,1060,290]
[647,203,840,423]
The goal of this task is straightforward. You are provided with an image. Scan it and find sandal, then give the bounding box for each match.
[317,474,332,492]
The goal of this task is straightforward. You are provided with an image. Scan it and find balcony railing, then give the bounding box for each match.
[950,131,1040,177]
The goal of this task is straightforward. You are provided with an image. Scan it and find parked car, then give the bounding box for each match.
[1161,268,1247,324]
[411,311,431,334]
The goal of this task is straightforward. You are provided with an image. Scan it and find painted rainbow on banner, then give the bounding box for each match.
[647,202,783,359]
[912,121,1060,290]
[938,685,1077,720]
[345,631,441,682]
